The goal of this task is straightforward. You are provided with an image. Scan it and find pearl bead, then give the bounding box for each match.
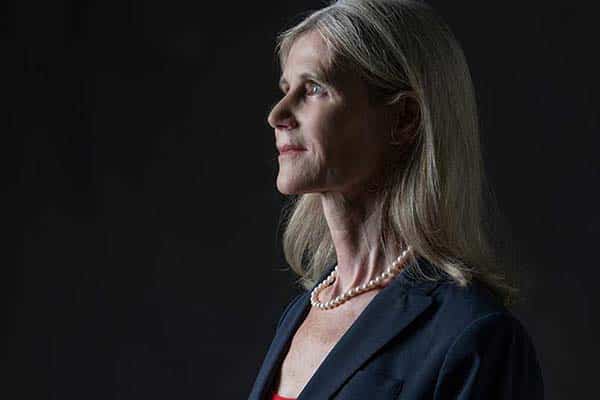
[310,246,412,310]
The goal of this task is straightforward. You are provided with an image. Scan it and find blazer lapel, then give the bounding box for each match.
[297,274,437,400]
[248,265,335,400]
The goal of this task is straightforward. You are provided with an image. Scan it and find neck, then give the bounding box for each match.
[319,189,403,299]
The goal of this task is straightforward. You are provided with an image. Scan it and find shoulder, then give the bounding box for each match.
[400,280,544,398]
[430,280,532,357]
[427,281,544,398]
[425,280,542,376]
[408,278,529,360]
[429,281,518,337]
[398,256,512,334]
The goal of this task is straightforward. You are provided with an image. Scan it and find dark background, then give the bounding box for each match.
[11,0,598,398]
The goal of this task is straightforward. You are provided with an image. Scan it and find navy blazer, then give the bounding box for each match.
[249,258,544,399]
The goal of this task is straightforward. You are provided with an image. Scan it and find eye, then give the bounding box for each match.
[306,81,325,96]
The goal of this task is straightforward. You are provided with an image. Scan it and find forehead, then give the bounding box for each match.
[286,31,331,67]
[278,31,372,104]
[279,31,334,85]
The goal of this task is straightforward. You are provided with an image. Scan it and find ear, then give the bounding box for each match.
[390,93,421,146]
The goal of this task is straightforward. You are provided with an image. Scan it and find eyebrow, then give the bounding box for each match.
[278,71,331,89]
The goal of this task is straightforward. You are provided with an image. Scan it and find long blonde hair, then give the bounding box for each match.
[272,0,517,305]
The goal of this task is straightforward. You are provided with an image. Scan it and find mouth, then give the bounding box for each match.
[278,145,307,156]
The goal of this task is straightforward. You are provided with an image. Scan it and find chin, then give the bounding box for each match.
[276,177,316,195]
[276,181,301,195]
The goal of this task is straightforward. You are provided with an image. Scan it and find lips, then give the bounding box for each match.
[278,144,306,154]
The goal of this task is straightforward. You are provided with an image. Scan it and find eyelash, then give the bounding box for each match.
[281,81,326,97]
[306,82,325,96]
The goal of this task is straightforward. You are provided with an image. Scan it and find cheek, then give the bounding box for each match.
[303,110,339,159]
[303,106,378,169]
[335,119,385,176]
[328,117,371,159]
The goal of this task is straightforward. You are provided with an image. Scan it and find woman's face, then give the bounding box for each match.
[267,30,392,196]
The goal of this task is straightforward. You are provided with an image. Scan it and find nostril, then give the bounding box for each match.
[276,119,298,130]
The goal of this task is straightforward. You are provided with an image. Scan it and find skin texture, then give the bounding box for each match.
[267,30,419,307]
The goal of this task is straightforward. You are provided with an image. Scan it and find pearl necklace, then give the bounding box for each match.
[310,246,413,310]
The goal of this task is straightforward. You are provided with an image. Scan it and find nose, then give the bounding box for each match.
[267,96,298,131]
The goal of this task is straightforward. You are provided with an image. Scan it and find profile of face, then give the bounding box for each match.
[267,30,396,197]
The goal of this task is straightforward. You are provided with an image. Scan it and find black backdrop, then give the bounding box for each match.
[12,1,598,399]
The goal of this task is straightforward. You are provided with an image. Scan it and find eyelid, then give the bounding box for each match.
[279,80,327,97]
[306,81,326,96]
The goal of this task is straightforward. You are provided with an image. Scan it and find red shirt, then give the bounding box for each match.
[271,390,296,400]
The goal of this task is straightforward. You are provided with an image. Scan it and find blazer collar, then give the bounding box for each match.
[249,257,441,400]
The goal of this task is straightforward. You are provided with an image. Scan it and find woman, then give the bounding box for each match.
[250,0,544,399]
